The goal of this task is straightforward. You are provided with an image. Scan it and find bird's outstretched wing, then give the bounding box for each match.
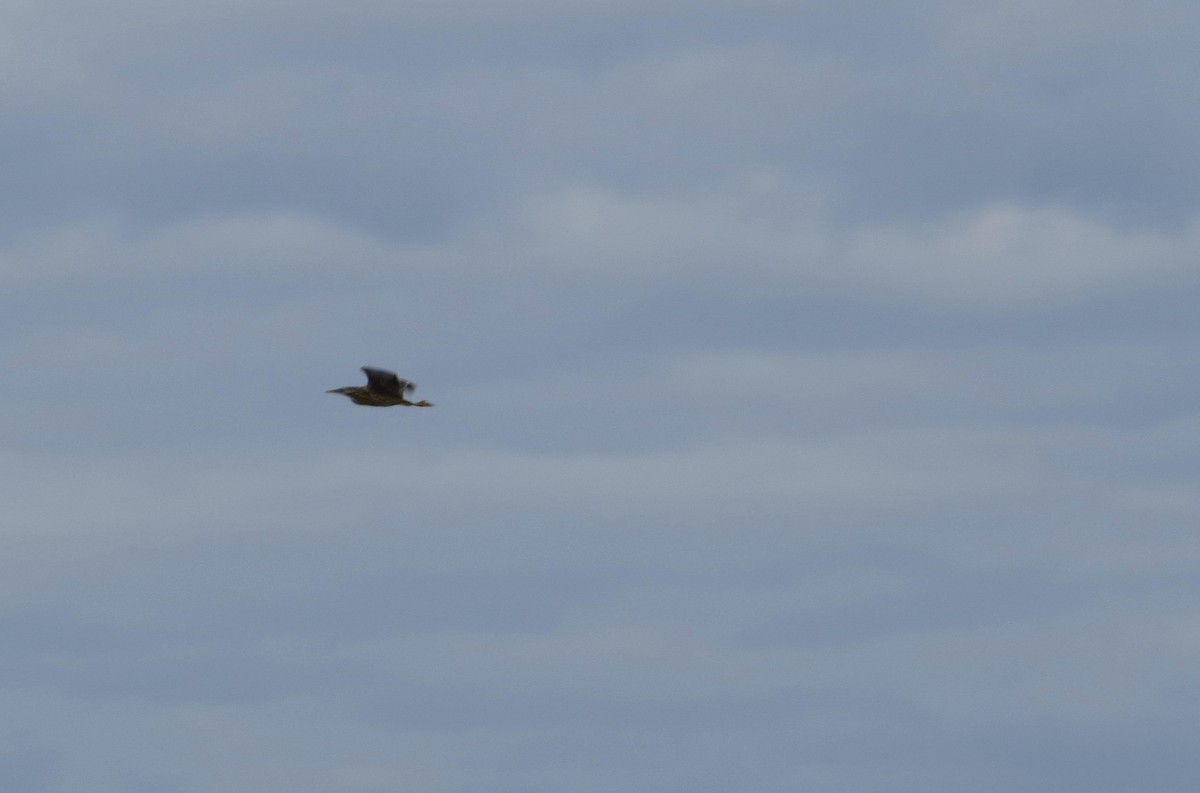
[361,366,415,396]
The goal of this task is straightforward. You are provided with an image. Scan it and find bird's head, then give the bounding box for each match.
[327,387,354,395]
[413,400,434,407]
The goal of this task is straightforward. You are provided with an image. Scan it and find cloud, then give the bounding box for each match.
[839,204,1200,305]
[4,1,1200,790]
[450,183,1200,311]
[7,0,1200,238]
[6,184,1200,315]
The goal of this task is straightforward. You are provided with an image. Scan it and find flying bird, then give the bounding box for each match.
[327,366,434,407]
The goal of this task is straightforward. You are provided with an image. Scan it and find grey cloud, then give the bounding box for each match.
[5,0,1199,238]
[4,1,1200,790]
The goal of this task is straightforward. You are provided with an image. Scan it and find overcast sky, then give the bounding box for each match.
[3,1,1200,791]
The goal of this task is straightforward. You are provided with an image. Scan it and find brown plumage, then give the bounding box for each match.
[327,366,434,407]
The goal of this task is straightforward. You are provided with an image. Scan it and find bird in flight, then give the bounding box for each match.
[327,366,434,407]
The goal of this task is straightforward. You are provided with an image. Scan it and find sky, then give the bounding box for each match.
[2,1,1200,791]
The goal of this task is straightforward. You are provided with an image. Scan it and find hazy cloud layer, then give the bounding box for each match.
[3,1,1199,791]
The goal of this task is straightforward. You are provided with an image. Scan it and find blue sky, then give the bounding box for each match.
[3,1,1200,791]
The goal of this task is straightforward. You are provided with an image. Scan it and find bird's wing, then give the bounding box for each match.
[361,366,414,396]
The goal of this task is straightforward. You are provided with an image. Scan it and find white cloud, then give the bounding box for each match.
[7,188,1198,314]
[0,212,396,288]
[840,203,1200,306]
[439,183,1200,307]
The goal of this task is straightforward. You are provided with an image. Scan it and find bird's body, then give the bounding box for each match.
[328,367,434,407]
